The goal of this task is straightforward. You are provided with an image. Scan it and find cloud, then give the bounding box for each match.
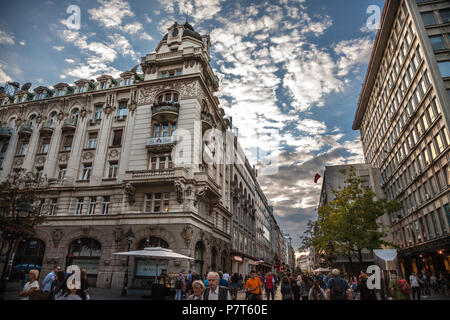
[64,59,75,64]
[0,61,12,83]
[52,46,64,51]
[334,38,373,77]
[0,30,15,45]
[89,0,134,28]
[140,32,153,41]
[122,22,143,34]
[19,40,26,46]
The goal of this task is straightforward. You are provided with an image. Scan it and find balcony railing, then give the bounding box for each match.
[40,120,55,132]
[146,136,177,152]
[201,112,213,129]
[62,118,77,130]
[19,123,33,135]
[129,169,175,179]
[151,104,180,114]
[0,127,13,137]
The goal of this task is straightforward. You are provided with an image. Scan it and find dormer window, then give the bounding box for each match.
[123,78,131,86]
[101,82,108,90]
[21,96,27,103]
[55,89,64,97]
[36,92,45,100]
[78,86,85,93]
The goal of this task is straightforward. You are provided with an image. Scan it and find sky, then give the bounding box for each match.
[0,0,386,248]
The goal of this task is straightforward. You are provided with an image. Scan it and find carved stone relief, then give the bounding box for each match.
[51,229,63,248]
[82,151,94,162]
[124,182,135,206]
[181,225,193,248]
[137,80,199,105]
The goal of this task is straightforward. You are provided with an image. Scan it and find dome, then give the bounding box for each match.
[162,22,202,42]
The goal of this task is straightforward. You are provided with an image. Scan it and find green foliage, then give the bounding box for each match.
[301,166,401,263]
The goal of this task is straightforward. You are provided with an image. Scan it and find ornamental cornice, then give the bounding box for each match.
[137,79,199,105]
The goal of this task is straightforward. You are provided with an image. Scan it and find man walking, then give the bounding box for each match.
[41,265,60,297]
[409,272,421,300]
[264,272,275,300]
[202,272,231,300]
[245,270,263,300]
[326,269,351,300]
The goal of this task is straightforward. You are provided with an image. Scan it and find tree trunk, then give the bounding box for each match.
[357,249,364,267]
[347,254,354,275]
[0,240,13,299]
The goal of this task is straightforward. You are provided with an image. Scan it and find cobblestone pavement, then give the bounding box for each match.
[4,281,449,300]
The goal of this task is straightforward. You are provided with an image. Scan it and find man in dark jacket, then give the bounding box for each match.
[202,272,231,300]
[357,272,377,300]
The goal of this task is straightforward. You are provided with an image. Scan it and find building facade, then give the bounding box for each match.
[353,0,450,277]
[0,22,283,288]
[318,164,386,273]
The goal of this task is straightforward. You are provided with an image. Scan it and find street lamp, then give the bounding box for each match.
[17,200,33,218]
[121,228,135,297]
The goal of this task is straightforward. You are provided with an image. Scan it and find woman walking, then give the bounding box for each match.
[280,275,293,300]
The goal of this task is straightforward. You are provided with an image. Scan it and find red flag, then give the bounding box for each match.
[314,173,321,183]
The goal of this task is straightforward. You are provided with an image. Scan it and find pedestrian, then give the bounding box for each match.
[230,272,240,300]
[357,271,377,300]
[80,269,90,300]
[291,275,301,300]
[389,273,410,300]
[308,280,326,300]
[61,278,82,300]
[264,272,275,300]
[438,272,448,296]
[300,275,312,300]
[219,271,229,287]
[41,265,61,299]
[245,270,263,300]
[175,273,185,300]
[18,269,40,300]
[223,271,230,284]
[280,274,293,300]
[409,272,421,300]
[430,273,438,296]
[187,280,205,300]
[326,269,351,300]
[50,270,66,300]
[202,272,231,300]
[421,271,431,297]
[350,274,358,300]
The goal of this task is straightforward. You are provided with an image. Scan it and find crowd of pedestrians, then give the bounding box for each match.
[17,265,90,300]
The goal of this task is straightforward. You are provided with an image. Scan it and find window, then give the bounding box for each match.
[421,12,436,26]
[87,132,97,149]
[429,35,445,51]
[101,196,110,214]
[18,142,29,156]
[36,167,44,180]
[118,101,127,117]
[156,92,179,104]
[62,135,73,151]
[49,198,57,216]
[81,164,92,181]
[101,82,108,90]
[36,92,45,100]
[108,161,118,178]
[123,78,131,86]
[39,138,50,154]
[438,61,450,78]
[88,197,97,215]
[161,70,181,78]
[111,130,123,146]
[78,86,85,93]
[439,9,450,23]
[58,166,67,180]
[75,198,84,215]
[144,193,169,213]
[94,106,103,120]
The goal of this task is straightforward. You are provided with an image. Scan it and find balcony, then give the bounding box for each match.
[125,167,189,186]
[201,112,213,131]
[40,120,55,133]
[62,118,77,131]
[18,124,33,136]
[0,127,13,137]
[146,136,177,153]
[151,102,180,122]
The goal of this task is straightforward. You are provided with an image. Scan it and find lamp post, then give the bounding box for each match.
[121,228,134,297]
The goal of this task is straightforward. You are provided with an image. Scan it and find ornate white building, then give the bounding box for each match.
[0,22,285,289]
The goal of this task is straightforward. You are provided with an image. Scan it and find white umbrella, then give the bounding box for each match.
[313,267,331,273]
[113,247,194,281]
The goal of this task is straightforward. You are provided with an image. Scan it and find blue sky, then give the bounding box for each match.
[0,0,386,248]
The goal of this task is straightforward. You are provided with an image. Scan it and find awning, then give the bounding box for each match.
[231,255,243,262]
[248,260,258,265]
[374,249,397,261]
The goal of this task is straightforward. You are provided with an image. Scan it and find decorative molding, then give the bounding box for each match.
[137,79,199,105]
[108,149,120,159]
[175,180,184,204]
[181,225,193,248]
[124,182,135,206]
[82,151,94,161]
[51,229,64,248]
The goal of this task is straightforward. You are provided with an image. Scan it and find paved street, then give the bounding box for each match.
[3,281,449,300]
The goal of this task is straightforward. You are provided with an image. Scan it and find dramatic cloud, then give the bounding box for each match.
[0,30,15,45]
[334,38,373,76]
[89,0,134,28]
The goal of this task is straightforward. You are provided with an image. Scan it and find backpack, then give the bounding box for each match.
[330,278,347,300]
[175,279,183,289]
[397,279,411,295]
[265,276,273,289]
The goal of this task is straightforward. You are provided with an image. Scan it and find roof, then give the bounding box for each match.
[352,0,401,130]
[162,22,203,42]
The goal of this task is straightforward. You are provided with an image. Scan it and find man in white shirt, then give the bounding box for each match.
[409,273,421,300]
[202,272,231,300]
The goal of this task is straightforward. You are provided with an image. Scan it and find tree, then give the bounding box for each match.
[301,167,401,273]
[0,169,48,298]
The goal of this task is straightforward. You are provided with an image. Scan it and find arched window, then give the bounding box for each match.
[135,237,170,279]
[194,242,205,275]
[71,108,79,123]
[49,111,57,127]
[8,118,16,128]
[28,114,37,128]
[137,237,169,249]
[67,238,101,277]
[12,238,46,280]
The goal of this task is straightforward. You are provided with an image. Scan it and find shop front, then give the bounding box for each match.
[11,238,46,281]
[231,255,243,274]
[66,238,101,286]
